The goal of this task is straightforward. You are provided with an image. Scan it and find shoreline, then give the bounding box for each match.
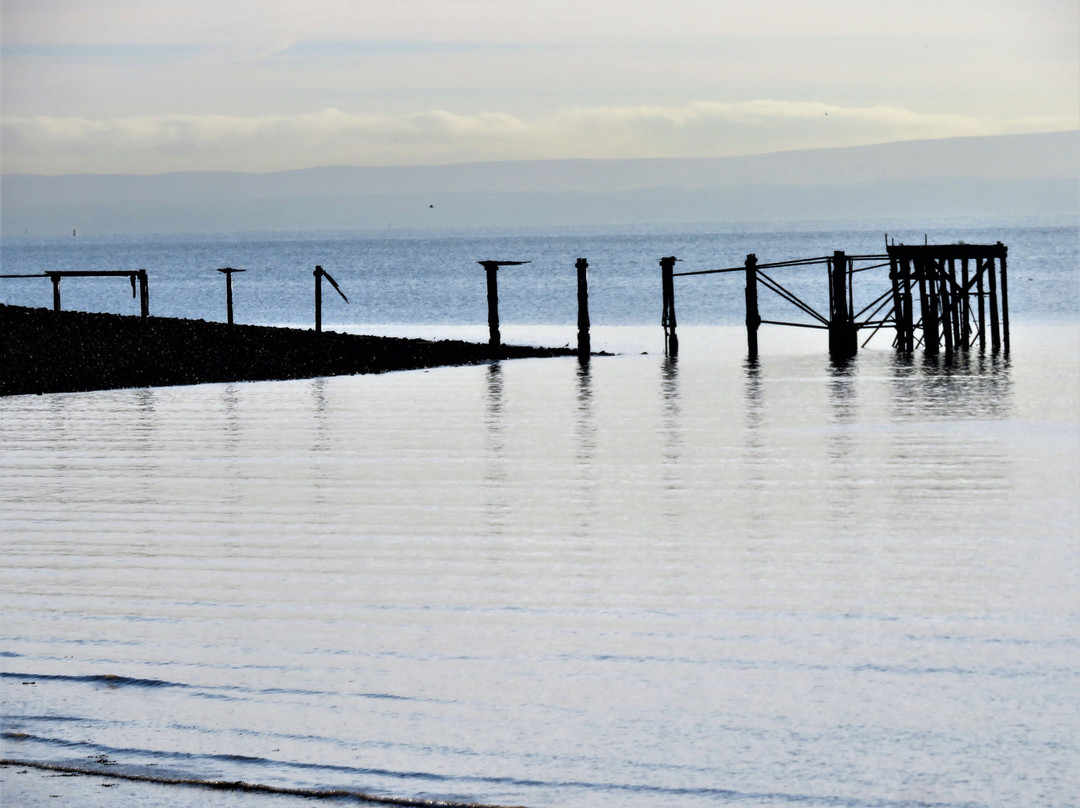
[0,305,580,397]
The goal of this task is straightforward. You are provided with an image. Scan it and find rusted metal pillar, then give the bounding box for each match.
[660,256,678,357]
[828,250,857,357]
[576,258,590,359]
[745,253,760,359]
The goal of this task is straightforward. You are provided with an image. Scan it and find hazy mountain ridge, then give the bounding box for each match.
[3,131,1077,234]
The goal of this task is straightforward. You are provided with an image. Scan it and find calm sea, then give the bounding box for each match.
[2,220,1079,807]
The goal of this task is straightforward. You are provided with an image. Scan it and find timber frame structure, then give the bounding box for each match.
[664,242,1010,359]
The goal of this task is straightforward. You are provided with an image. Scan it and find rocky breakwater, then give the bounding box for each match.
[1,305,577,396]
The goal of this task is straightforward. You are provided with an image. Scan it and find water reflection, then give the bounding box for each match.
[484,362,509,535]
[575,358,597,465]
[890,350,1013,421]
[573,358,597,537]
[827,357,858,461]
[660,355,681,466]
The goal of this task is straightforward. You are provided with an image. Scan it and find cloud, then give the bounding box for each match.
[3,101,1074,174]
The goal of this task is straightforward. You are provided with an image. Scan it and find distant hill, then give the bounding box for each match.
[3,131,1077,235]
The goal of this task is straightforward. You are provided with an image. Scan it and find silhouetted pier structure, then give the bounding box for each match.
[666,242,1010,359]
[0,270,150,318]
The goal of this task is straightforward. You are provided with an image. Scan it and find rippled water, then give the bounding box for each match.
[2,324,1078,807]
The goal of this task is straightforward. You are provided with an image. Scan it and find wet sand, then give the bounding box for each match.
[0,305,577,396]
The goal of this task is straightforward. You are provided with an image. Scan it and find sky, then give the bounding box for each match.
[2,0,1078,175]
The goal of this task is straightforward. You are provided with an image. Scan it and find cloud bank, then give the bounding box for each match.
[4,101,1073,175]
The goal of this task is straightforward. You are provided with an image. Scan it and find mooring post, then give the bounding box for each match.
[576,258,590,358]
[745,253,760,358]
[660,256,678,356]
[998,243,1010,354]
[217,267,245,325]
[49,273,61,312]
[828,250,857,357]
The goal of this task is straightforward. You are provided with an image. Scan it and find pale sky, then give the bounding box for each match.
[2,0,1078,174]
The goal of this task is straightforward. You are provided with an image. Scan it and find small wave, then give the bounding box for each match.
[1,670,427,703]
[0,671,186,689]
[0,759,526,807]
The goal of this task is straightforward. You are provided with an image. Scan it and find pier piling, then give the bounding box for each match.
[661,256,679,356]
[478,260,530,357]
[217,267,245,325]
[745,254,760,358]
[313,265,348,333]
[577,258,591,359]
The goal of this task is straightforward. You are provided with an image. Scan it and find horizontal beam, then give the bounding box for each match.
[887,244,1006,259]
[45,271,145,278]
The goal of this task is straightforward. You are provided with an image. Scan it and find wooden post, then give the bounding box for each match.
[998,243,1010,354]
[484,261,500,354]
[49,273,61,312]
[960,258,971,349]
[576,258,590,359]
[226,271,234,324]
[660,256,678,357]
[745,253,759,358]
[920,257,939,355]
[313,265,348,333]
[478,261,528,357]
[940,264,955,356]
[976,258,987,354]
[889,255,909,352]
[901,257,915,352]
[828,250,856,357]
[217,268,244,325]
[137,270,149,318]
[988,254,1001,353]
